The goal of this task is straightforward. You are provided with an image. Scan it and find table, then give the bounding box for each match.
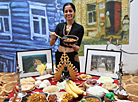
[7,73,120,102]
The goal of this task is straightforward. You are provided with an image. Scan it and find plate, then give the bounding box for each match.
[25,87,35,92]
[35,74,53,81]
[22,92,48,102]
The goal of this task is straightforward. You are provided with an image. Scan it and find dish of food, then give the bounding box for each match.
[78,74,92,80]
[85,79,100,86]
[63,35,79,44]
[43,85,60,94]
[102,81,118,91]
[22,92,48,102]
[86,86,109,98]
[47,94,57,102]
[81,95,102,102]
[98,76,114,83]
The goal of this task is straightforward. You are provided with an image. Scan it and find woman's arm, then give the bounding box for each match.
[49,32,57,46]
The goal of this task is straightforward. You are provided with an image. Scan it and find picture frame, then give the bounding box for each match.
[85,49,122,79]
[16,49,53,77]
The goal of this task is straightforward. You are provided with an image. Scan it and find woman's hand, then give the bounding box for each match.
[50,32,57,46]
[50,32,57,40]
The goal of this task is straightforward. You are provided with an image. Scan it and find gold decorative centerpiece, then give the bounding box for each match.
[54,52,77,81]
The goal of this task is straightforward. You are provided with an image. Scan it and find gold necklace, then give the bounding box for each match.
[63,24,72,36]
[66,25,71,32]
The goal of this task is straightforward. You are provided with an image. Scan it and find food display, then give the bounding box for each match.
[78,74,92,80]
[26,93,47,102]
[4,73,131,102]
[102,82,118,91]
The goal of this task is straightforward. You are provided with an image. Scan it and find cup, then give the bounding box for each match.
[46,68,52,74]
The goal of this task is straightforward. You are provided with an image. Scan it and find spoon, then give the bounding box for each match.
[49,31,68,40]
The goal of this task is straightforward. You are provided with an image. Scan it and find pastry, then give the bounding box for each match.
[3,81,17,93]
[20,77,35,85]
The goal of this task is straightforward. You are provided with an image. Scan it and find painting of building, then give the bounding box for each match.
[73,0,130,55]
[0,0,71,72]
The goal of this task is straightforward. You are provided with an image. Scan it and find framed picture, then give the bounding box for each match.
[85,49,122,79]
[16,49,53,77]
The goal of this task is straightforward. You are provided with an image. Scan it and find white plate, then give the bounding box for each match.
[25,87,35,93]
[35,74,53,80]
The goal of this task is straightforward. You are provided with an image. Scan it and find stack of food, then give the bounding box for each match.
[0,73,18,102]
[78,74,92,80]
[35,80,50,89]
[17,77,35,92]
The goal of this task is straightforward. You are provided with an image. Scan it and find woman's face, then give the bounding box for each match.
[64,5,75,21]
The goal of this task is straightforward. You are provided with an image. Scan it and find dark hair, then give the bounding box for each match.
[123,15,129,20]
[63,2,76,12]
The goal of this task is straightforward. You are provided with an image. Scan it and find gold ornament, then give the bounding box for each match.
[54,52,77,81]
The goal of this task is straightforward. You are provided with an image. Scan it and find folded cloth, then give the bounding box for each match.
[105,92,115,100]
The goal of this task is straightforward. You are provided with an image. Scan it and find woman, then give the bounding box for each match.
[121,15,129,39]
[50,2,84,72]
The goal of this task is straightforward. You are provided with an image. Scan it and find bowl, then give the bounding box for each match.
[82,95,102,102]
[63,35,79,44]
[85,79,100,87]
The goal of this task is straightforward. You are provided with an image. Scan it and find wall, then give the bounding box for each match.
[79,0,138,74]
